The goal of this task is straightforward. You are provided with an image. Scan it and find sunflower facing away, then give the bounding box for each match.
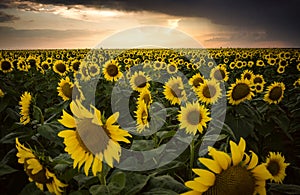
[177,102,211,135]
[19,91,32,125]
[197,79,222,105]
[103,60,123,82]
[182,137,272,195]
[16,138,67,194]
[227,78,254,105]
[57,76,74,101]
[58,100,132,176]
[264,152,290,183]
[264,82,285,104]
[135,101,150,132]
[164,76,187,105]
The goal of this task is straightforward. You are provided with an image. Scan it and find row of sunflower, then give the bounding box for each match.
[0,48,300,194]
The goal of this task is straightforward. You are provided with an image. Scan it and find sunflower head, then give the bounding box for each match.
[57,76,74,101]
[227,79,254,105]
[241,69,255,82]
[0,88,4,98]
[189,73,204,89]
[19,91,33,125]
[103,60,122,82]
[197,79,222,105]
[264,152,290,183]
[0,59,14,73]
[264,82,285,104]
[164,76,186,105]
[130,71,151,92]
[210,65,229,82]
[53,60,68,76]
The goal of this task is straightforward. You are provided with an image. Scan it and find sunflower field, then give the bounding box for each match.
[1,48,300,195]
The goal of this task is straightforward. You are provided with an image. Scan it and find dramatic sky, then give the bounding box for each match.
[0,0,299,49]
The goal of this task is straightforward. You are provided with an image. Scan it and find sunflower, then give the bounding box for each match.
[267,58,277,66]
[297,63,300,72]
[130,71,151,92]
[53,60,68,76]
[189,73,205,89]
[57,77,74,101]
[71,60,81,72]
[241,69,255,83]
[137,88,153,108]
[88,63,100,77]
[153,61,164,70]
[277,65,285,74]
[167,63,178,74]
[263,152,289,183]
[248,61,254,68]
[41,61,50,70]
[103,60,122,82]
[182,137,272,195]
[264,82,285,104]
[0,59,14,73]
[19,91,32,125]
[293,78,300,87]
[177,102,211,135]
[164,76,186,105]
[16,138,67,194]
[58,100,131,176]
[256,59,265,67]
[229,62,235,69]
[235,61,244,69]
[17,58,30,72]
[197,79,222,105]
[253,74,266,85]
[210,65,229,82]
[254,84,264,93]
[135,101,149,132]
[227,79,254,105]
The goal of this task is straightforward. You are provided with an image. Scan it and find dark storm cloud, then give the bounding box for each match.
[0,11,19,22]
[1,0,300,47]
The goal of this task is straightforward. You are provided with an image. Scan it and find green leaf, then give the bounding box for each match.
[144,175,187,194]
[0,132,28,144]
[0,96,10,113]
[108,172,126,194]
[121,172,150,195]
[37,124,56,141]
[130,140,155,151]
[19,182,44,195]
[33,105,42,123]
[269,183,300,194]
[203,134,228,142]
[142,188,179,195]
[89,185,109,195]
[0,163,18,176]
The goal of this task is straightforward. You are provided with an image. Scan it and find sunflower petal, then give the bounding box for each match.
[247,151,258,170]
[185,181,210,192]
[199,158,222,174]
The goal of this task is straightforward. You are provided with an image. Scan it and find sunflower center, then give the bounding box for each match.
[267,160,280,176]
[253,77,262,84]
[134,75,147,88]
[107,64,118,77]
[186,110,201,125]
[170,83,184,98]
[203,84,216,98]
[56,63,66,73]
[269,86,282,101]
[256,85,262,91]
[76,118,111,155]
[62,83,73,99]
[42,63,49,70]
[193,77,204,88]
[89,66,98,74]
[231,83,250,100]
[204,166,255,195]
[214,69,225,80]
[244,73,252,80]
[168,65,176,72]
[24,160,51,184]
[1,61,12,70]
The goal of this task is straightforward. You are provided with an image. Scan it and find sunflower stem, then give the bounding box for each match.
[189,138,195,179]
[98,172,107,186]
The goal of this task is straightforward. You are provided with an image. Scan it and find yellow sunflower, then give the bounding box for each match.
[241,69,255,83]
[189,73,205,89]
[88,63,100,77]
[16,138,67,194]
[137,88,153,108]
[254,84,264,93]
[229,62,235,69]
[227,79,254,105]
[57,76,74,101]
[53,60,68,76]
[103,60,122,82]
[253,74,266,85]
[58,100,131,176]
[164,76,187,105]
[293,78,300,87]
[264,82,285,104]
[256,59,265,67]
[210,65,229,82]
[182,137,272,195]
[17,57,31,72]
[130,71,151,92]
[167,63,178,74]
[277,65,285,74]
[135,101,149,132]
[177,102,211,135]
[0,59,14,73]
[263,152,290,183]
[0,88,4,98]
[71,60,81,72]
[19,91,32,125]
[197,79,222,105]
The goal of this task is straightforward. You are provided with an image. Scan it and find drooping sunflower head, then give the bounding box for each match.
[210,65,229,82]
[197,79,222,105]
[19,91,33,125]
[53,60,68,76]
[57,76,74,101]
[0,59,14,73]
[135,101,150,132]
[103,60,122,82]
[137,88,153,108]
[58,100,132,176]
[293,78,300,88]
[227,79,254,105]
[264,152,290,184]
[130,71,151,92]
[164,76,187,105]
[264,82,285,104]
[189,73,205,89]
[182,137,272,195]
[15,138,67,194]
[177,101,211,135]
